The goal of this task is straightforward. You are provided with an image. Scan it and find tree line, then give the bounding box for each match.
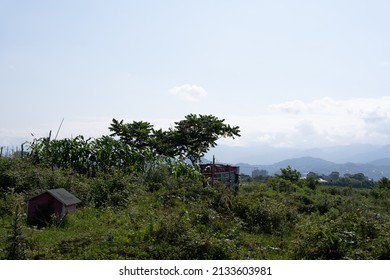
[249,166,390,189]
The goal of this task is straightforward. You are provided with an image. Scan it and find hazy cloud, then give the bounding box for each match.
[224,97,390,148]
[269,99,307,114]
[361,107,390,135]
[169,84,208,102]
[294,120,317,136]
[270,97,343,115]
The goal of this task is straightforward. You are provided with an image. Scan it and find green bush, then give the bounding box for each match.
[305,176,319,190]
[3,198,27,260]
[142,165,173,192]
[290,208,390,259]
[89,172,145,208]
[234,192,297,235]
[267,177,296,193]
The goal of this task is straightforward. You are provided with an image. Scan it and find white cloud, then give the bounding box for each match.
[169,84,208,102]
[223,96,390,148]
[294,120,317,136]
[270,96,390,117]
[269,99,307,114]
[269,97,345,115]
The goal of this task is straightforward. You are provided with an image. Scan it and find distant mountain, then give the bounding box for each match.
[274,157,335,170]
[235,157,390,181]
[367,158,390,167]
[293,144,380,163]
[207,145,301,165]
[347,145,390,163]
[205,143,390,180]
[207,143,390,165]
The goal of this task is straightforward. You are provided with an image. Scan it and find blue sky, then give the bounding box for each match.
[1,0,390,150]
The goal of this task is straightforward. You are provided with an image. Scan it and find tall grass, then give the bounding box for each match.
[0,158,389,259]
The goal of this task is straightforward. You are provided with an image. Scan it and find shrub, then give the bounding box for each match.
[234,193,297,235]
[267,177,296,193]
[305,176,319,190]
[290,208,390,259]
[4,198,27,259]
[376,177,390,189]
[277,166,301,182]
[90,172,144,208]
[142,165,173,192]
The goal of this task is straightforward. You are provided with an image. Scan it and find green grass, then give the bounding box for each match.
[1,158,390,260]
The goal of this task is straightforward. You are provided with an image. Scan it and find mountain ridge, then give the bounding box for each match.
[234,156,390,181]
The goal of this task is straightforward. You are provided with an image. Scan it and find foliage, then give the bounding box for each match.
[109,119,154,152]
[376,177,390,189]
[28,135,145,174]
[290,209,390,259]
[267,177,296,193]
[169,114,241,165]
[276,166,301,182]
[28,115,241,174]
[3,197,27,259]
[331,175,375,189]
[1,156,390,260]
[304,176,319,190]
[233,191,297,235]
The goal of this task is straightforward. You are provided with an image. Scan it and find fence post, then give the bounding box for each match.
[21,143,24,158]
[211,155,215,188]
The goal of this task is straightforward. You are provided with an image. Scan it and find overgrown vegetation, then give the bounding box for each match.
[0,115,389,259]
[1,156,389,260]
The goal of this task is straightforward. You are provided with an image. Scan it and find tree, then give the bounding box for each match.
[149,128,177,158]
[109,119,156,171]
[277,165,301,182]
[377,177,390,189]
[351,173,367,181]
[305,176,319,190]
[306,172,320,179]
[107,115,240,167]
[109,119,154,152]
[328,171,340,182]
[252,169,268,179]
[169,114,240,165]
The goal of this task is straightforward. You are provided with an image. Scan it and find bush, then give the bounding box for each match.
[290,208,390,259]
[277,166,301,182]
[4,198,27,259]
[305,176,319,190]
[376,177,390,189]
[234,192,297,235]
[142,165,173,192]
[267,177,296,193]
[90,172,144,208]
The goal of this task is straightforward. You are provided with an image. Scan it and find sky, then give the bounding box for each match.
[1,0,390,151]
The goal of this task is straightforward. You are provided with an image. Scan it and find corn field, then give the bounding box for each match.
[28,135,153,174]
